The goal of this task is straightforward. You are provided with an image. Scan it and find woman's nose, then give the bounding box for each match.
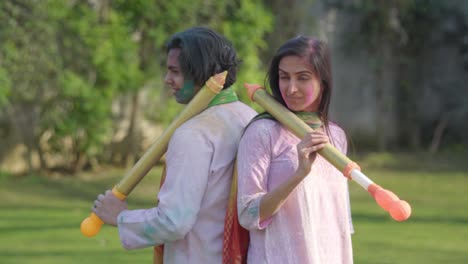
[287,80,298,95]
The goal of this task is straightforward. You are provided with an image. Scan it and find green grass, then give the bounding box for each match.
[0,166,163,263]
[1,152,467,263]
[350,152,468,263]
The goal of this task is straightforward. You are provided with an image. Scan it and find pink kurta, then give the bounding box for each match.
[116,101,256,264]
[237,119,354,264]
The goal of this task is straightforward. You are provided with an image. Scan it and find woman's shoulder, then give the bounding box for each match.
[248,117,278,128]
[242,118,281,140]
[327,121,348,152]
[328,121,346,137]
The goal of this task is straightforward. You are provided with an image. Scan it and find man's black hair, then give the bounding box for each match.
[166,27,239,89]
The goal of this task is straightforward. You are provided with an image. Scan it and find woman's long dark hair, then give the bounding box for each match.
[166,27,239,89]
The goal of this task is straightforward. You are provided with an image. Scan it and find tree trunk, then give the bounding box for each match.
[261,0,302,61]
[120,25,154,167]
[375,36,394,151]
[25,143,34,175]
[123,91,140,167]
[72,151,87,173]
[429,113,449,154]
[8,104,39,174]
[33,138,48,171]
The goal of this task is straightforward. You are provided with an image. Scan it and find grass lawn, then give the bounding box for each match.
[0,152,467,263]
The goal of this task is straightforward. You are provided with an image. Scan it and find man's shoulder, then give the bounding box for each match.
[173,103,251,133]
[233,102,257,120]
[203,101,256,122]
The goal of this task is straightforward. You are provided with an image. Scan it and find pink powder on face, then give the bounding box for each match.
[281,83,320,112]
[304,88,315,103]
[280,89,293,109]
[303,87,320,111]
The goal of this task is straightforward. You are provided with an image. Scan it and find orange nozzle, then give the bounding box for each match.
[80,212,104,237]
[389,200,412,222]
[206,71,228,93]
[243,83,263,101]
[368,184,411,222]
[81,187,126,237]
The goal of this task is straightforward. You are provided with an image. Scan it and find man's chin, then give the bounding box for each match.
[175,96,190,104]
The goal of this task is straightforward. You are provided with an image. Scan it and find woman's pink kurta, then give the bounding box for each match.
[237,119,354,264]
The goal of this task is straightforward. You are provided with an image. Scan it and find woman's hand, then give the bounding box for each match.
[296,129,329,178]
[257,129,329,222]
[92,190,128,226]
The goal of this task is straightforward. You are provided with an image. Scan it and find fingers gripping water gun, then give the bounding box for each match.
[244,83,411,222]
[80,71,228,237]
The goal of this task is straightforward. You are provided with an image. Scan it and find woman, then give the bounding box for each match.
[237,36,353,263]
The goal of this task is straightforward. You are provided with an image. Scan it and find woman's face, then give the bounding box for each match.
[278,55,322,112]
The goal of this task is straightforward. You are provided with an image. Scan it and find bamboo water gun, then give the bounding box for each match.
[80,71,228,237]
[244,83,411,221]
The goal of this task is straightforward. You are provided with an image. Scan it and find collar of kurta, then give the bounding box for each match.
[294,111,322,129]
[207,87,239,107]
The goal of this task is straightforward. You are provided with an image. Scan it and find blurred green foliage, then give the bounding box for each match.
[0,0,272,171]
[0,67,10,106]
[339,0,468,150]
[2,0,466,173]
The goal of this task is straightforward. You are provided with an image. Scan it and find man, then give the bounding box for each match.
[93,27,256,263]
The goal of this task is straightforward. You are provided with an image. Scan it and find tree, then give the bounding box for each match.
[0,0,274,174]
[338,0,468,152]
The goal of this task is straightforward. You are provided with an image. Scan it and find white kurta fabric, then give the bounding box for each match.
[237,119,354,264]
[117,101,256,264]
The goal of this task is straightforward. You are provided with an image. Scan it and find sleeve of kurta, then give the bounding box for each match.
[237,122,273,231]
[116,128,212,249]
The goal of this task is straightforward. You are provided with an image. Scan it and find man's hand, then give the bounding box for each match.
[92,190,128,226]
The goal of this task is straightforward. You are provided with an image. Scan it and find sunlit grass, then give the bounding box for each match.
[0,166,162,264]
[0,153,467,263]
[350,152,468,264]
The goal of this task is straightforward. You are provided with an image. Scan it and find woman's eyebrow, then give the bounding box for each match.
[279,68,312,75]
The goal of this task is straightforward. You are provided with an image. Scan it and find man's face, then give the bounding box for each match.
[164,48,199,104]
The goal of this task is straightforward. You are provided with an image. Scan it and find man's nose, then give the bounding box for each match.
[164,73,171,85]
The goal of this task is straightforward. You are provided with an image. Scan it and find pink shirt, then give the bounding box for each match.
[116,101,256,264]
[237,119,354,264]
